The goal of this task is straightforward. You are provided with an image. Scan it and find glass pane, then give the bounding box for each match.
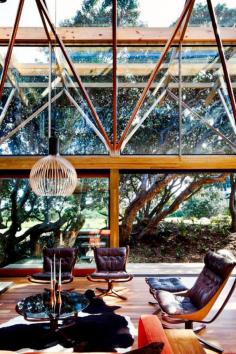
[117,0,185,27]
[118,46,179,154]
[120,172,230,262]
[0,0,42,27]
[180,46,236,154]
[60,0,112,27]
[0,46,111,155]
[0,177,109,267]
[190,0,236,27]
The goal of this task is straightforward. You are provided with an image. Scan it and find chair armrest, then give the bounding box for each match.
[138,315,174,354]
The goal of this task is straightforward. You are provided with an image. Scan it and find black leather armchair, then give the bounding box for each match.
[29,247,78,284]
[87,246,133,300]
[151,249,236,353]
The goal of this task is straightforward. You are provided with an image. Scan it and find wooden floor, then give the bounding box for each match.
[0,276,235,353]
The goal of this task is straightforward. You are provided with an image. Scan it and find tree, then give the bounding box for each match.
[189,3,236,27]
[62,0,141,27]
[0,176,109,266]
[0,179,86,265]
[0,0,234,256]
[120,173,228,243]
[118,2,235,242]
[181,185,225,219]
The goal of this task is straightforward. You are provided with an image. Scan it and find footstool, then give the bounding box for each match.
[145,277,188,296]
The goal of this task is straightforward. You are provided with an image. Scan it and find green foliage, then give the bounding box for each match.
[181,186,225,219]
[129,218,231,263]
[189,3,236,27]
[62,0,141,27]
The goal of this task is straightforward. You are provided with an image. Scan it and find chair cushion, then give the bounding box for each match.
[154,290,197,315]
[43,247,77,273]
[204,250,236,278]
[95,247,127,272]
[188,267,222,309]
[146,277,188,293]
[31,271,73,282]
[90,271,131,280]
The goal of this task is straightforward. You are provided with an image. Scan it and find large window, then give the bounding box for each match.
[0,1,235,156]
[120,172,231,262]
[0,176,109,267]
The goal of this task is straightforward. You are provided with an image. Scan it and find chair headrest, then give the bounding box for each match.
[95,247,128,257]
[43,247,77,258]
[204,249,236,279]
[94,247,129,272]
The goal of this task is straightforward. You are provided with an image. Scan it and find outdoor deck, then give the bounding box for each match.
[3,261,236,276]
[0,274,235,353]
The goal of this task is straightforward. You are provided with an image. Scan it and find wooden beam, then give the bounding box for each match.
[2,82,236,89]
[13,62,236,77]
[109,169,119,247]
[0,27,236,45]
[112,0,118,151]
[11,62,236,78]
[1,155,236,170]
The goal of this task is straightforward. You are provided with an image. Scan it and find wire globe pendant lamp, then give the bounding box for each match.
[30,45,77,197]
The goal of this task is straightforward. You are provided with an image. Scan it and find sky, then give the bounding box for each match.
[0,0,235,28]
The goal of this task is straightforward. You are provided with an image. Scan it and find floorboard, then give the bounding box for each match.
[0,276,235,353]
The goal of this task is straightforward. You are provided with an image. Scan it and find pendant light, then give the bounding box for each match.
[29,44,77,197]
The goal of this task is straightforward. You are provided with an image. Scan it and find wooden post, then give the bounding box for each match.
[112,0,117,152]
[109,169,119,247]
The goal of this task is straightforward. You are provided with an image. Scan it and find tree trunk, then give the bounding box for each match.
[138,174,228,239]
[121,173,228,243]
[4,228,18,264]
[3,217,68,263]
[120,175,176,243]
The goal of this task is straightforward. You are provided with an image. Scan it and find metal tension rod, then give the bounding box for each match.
[178,0,195,156]
[36,0,112,151]
[0,0,25,99]
[37,0,110,153]
[168,89,236,152]
[112,0,118,152]
[207,0,236,121]
[117,0,195,151]
[179,0,195,42]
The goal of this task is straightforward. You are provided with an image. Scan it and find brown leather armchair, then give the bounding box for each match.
[87,246,133,300]
[152,249,236,353]
[29,247,78,284]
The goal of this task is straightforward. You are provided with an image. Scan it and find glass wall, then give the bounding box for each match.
[120,172,231,262]
[0,177,109,267]
[1,43,235,155]
[0,1,235,155]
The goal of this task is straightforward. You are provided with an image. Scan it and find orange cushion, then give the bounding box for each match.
[138,315,174,354]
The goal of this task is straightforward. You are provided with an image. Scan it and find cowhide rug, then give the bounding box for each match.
[0,290,135,353]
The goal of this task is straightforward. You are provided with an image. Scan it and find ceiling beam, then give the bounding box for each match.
[2,82,236,89]
[0,27,236,46]
[12,62,236,77]
[0,155,236,170]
